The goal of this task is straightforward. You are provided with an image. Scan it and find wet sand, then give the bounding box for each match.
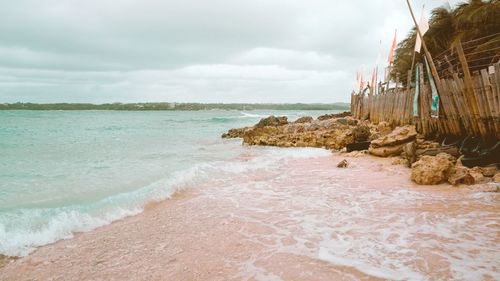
[1,153,499,280]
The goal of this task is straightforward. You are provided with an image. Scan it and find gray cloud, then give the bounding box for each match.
[0,0,453,103]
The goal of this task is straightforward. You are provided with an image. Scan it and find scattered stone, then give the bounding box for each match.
[294,116,313,124]
[448,166,475,185]
[337,159,349,168]
[221,128,246,138]
[411,153,454,185]
[255,115,288,128]
[469,167,490,184]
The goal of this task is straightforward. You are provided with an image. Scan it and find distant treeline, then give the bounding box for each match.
[0,102,350,111]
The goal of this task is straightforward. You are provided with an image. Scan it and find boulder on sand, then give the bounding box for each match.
[255,116,288,128]
[411,153,455,185]
[370,125,417,148]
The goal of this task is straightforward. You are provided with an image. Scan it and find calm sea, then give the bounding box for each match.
[0,110,334,256]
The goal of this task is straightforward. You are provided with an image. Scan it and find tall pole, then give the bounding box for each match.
[405,0,443,97]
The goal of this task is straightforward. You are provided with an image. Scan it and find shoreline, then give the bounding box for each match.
[1,151,498,280]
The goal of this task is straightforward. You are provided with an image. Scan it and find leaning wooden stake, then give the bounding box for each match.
[455,40,485,137]
[405,0,444,106]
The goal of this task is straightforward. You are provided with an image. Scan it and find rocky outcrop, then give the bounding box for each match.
[294,116,313,124]
[255,115,288,128]
[221,128,246,138]
[242,124,353,150]
[317,111,351,120]
[241,116,356,150]
[411,153,455,185]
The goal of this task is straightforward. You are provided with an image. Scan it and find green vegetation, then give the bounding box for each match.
[0,102,350,111]
[391,0,499,83]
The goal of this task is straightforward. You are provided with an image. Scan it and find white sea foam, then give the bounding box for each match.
[0,146,330,257]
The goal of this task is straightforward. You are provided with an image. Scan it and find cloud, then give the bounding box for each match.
[0,0,450,103]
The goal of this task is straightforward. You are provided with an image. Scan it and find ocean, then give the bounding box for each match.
[0,110,333,257]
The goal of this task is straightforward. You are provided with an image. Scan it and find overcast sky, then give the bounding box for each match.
[0,0,458,103]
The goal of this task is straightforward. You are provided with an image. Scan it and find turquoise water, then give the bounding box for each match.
[0,110,335,256]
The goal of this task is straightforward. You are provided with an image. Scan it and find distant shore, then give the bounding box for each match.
[0,102,349,111]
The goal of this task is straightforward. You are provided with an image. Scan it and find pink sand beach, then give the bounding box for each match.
[1,153,499,280]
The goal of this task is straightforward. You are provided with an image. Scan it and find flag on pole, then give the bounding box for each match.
[387,29,397,64]
[414,9,429,53]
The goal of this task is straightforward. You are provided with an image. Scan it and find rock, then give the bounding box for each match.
[352,125,371,142]
[335,118,348,125]
[294,116,313,124]
[347,118,358,126]
[337,159,349,168]
[369,143,405,157]
[469,167,490,184]
[317,111,351,121]
[403,141,417,166]
[480,165,498,177]
[494,172,500,182]
[411,153,454,185]
[376,122,393,136]
[417,140,440,149]
[448,166,475,185]
[255,115,288,128]
[221,128,246,138]
[370,125,417,148]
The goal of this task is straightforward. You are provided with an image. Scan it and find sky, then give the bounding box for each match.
[0,0,458,103]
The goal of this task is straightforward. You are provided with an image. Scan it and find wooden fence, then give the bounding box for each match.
[351,61,500,140]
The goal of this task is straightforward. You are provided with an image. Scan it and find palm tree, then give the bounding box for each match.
[391,0,499,84]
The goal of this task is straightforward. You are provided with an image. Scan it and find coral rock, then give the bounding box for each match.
[370,125,417,148]
[448,166,475,185]
[369,143,405,157]
[294,116,313,124]
[352,125,371,142]
[337,159,349,168]
[221,128,246,138]
[255,115,288,128]
[411,153,454,185]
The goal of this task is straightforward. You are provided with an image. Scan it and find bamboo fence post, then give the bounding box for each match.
[455,40,487,137]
